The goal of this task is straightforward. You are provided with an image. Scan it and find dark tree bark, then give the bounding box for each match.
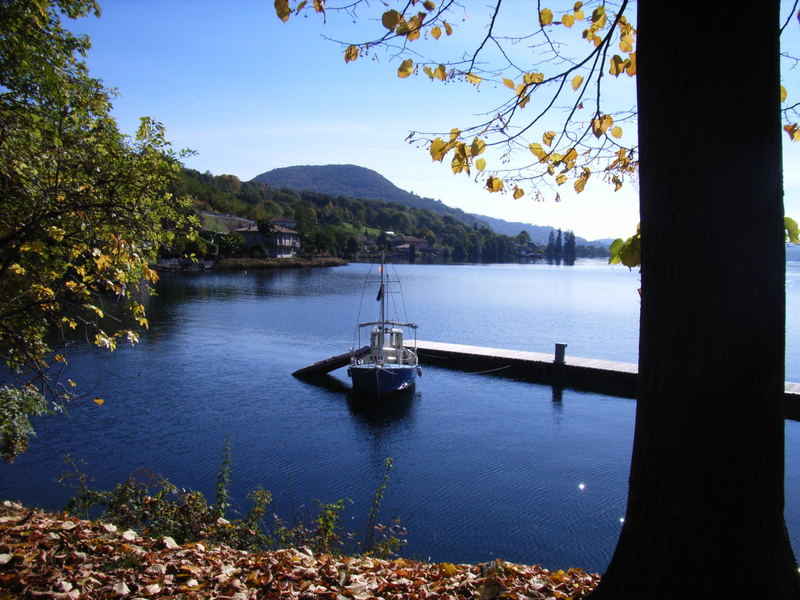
[591,2,800,598]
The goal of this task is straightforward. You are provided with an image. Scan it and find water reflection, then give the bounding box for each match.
[293,371,417,429]
[347,389,417,429]
[294,373,351,394]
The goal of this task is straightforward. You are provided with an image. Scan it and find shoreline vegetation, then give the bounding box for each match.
[214,257,347,270]
[0,500,601,600]
[155,257,348,272]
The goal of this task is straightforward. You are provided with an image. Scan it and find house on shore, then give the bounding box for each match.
[202,211,300,258]
[267,219,300,258]
[390,235,431,258]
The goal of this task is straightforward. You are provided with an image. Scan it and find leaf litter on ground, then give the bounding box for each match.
[0,500,600,599]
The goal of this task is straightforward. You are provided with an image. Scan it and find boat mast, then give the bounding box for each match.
[380,253,386,327]
[378,253,386,359]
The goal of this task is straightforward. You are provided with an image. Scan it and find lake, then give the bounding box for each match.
[1,259,798,573]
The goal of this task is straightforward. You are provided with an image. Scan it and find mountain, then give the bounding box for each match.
[252,164,492,231]
[252,164,607,245]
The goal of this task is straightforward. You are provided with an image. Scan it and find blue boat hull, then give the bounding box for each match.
[348,364,418,397]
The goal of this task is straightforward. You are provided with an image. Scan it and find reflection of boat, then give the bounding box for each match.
[347,258,421,397]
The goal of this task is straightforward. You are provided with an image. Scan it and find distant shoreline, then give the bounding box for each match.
[155,257,347,271]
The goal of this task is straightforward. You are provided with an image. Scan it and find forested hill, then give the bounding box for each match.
[172,167,611,262]
[252,164,491,231]
[252,164,603,245]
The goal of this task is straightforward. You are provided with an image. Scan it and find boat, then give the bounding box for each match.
[347,258,421,397]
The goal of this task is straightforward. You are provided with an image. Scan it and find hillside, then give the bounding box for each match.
[251,164,613,246]
[252,165,489,233]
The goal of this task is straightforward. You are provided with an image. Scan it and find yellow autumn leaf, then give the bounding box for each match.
[93,397,105,405]
[444,21,453,35]
[9,263,25,275]
[609,54,625,76]
[440,563,459,577]
[574,168,591,193]
[431,25,441,39]
[625,52,637,76]
[611,126,623,138]
[781,85,788,103]
[524,72,544,85]
[503,78,515,89]
[562,14,574,27]
[48,226,66,242]
[54,354,65,363]
[423,0,436,10]
[571,74,584,90]
[529,142,548,160]
[486,176,504,192]
[430,137,448,161]
[619,33,634,53]
[574,8,585,20]
[344,45,359,63]
[591,114,613,137]
[513,186,525,199]
[542,131,556,146]
[574,1,583,10]
[785,124,800,142]
[556,173,567,185]
[405,24,421,42]
[85,304,104,318]
[476,158,487,171]
[95,253,112,269]
[563,147,579,164]
[398,58,414,78]
[451,154,469,174]
[470,137,486,156]
[539,8,553,26]
[313,0,324,12]
[591,6,606,25]
[274,0,290,22]
[382,9,401,30]
[94,332,116,349]
[21,240,46,253]
[466,72,482,85]
[68,379,77,388]
[433,64,447,81]
[449,128,461,141]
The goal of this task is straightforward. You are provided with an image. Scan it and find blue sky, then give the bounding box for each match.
[70,0,800,241]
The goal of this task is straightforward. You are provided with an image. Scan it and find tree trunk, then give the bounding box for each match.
[591,2,800,598]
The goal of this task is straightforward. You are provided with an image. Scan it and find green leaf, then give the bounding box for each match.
[786,216,800,245]
[608,231,641,268]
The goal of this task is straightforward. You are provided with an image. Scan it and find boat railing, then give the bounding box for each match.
[358,320,417,329]
[363,346,418,366]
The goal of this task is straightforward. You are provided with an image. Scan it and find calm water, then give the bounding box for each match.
[1,260,798,572]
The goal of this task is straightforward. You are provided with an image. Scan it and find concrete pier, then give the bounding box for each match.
[410,340,800,420]
[292,346,368,378]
